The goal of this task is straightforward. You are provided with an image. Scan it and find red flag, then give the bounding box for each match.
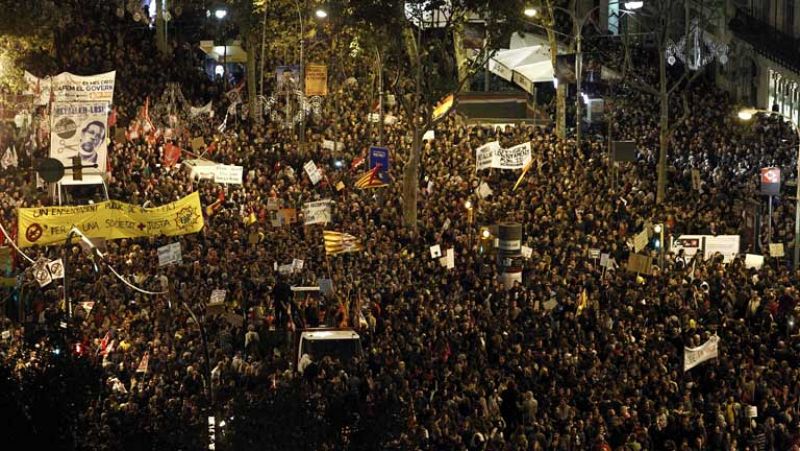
[206,141,217,154]
[162,143,181,167]
[350,156,365,171]
[98,331,112,355]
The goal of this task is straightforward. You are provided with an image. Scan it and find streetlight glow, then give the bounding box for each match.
[737,108,757,121]
[624,1,644,9]
[315,8,328,19]
[482,229,491,239]
[524,7,538,17]
[464,200,472,210]
[214,8,227,20]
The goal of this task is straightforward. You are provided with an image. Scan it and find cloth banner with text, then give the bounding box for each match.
[475,141,532,170]
[17,192,204,248]
[684,335,720,371]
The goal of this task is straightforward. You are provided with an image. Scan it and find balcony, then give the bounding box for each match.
[729,8,800,73]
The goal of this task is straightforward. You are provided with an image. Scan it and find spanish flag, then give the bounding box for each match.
[323,230,363,255]
[577,288,588,314]
[354,164,387,189]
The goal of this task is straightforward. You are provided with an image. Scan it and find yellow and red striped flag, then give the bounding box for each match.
[323,230,363,255]
[354,165,387,189]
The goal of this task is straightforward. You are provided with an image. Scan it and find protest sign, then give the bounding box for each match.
[633,229,649,253]
[210,289,226,305]
[439,248,455,269]
[476,182,493,199]
[51,102,110,174]
[422,130,435,141]
[302,200,334,225]
[626,254,651,274]
[369,147,390,172]
[157,242,182,266]
[769,243,785,257]
[213,165,243,184]
[703,235,740,263]
[304,160,322,185]
[47,259,64,279]
[33,259,52,287]
[475,141,500,171]
[321,140,344,151]
[745,254,764,269]
[520,245,533,259]
[304,64,328,96]
[430,245,442,259]
[17,192,204,247]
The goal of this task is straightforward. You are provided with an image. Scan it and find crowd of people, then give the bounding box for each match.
[1,3,800,451]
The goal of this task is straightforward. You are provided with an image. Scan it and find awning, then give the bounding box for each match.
[199,40,248,63]
[511,61,554,93]
[488,45,550,81]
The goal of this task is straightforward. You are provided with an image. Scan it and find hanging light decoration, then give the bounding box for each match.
[665,19,728,70]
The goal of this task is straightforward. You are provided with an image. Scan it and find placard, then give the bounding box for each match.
[304,64,328,96]
[633,229,649,253]
[304,160,322,185]
[429,245,442,259]
[214,165,243,184]
[745,254,764,269]
[520,245,533,259]
[302,200,334,225]
[769,243,785,257]
[626,253,651,274]
[369,146,390,172]
[209,289,227,305]
[158,242,182,266]
[476,182,493,199]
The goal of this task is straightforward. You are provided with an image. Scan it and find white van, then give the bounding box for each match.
[56,174,109,206]
[296,328,362,372]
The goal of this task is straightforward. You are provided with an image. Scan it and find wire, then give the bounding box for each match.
[0,220,35,264]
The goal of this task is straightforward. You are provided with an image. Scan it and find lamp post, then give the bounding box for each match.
[214,8,228,89]
[293,0,305,147]
[738,108,800,269]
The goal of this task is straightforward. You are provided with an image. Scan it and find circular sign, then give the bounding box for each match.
[36,158,65,183]
[54,117,78,139]
[25,223,43,243]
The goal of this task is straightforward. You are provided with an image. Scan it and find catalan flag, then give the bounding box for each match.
[354,165,387,189]
[323,230,363,255]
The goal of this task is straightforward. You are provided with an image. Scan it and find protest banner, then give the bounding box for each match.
[475,142,500,171]
[302,200,334,225]
[304,160,322,185]
[51,102,110,174]
[475,141,531,170]
[17,192,204,247]
[27,71,116,103]
[321,140,344,151]
[157,242,182,266]
[213,165,243,184]
[304,64,328,96]
[684,335,720,371]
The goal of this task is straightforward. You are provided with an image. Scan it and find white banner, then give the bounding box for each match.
[475,141,500,171]
[157,242,182,266]
[496,142,532,169]
[475,141,531,170]
[190,101,213,117]
[213,165,243,184]
[304,160,322,185]
[51,102,109,173]
[27,71,116,104]
[684,335,720,371]
[302,200,334,225]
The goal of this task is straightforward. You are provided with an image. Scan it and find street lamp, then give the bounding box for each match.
[213,8,227,20]
[524,7,538,17]
[214,8,229,88]
[738,107,800,269]
[624,1,644,9]
[315,8,328,19]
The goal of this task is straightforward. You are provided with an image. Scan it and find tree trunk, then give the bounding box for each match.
[657,47,669,204]
[247,41,260,124]
[403,129,421,230]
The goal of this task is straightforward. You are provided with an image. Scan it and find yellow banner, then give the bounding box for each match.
[304,64,328,97]
[18,192,205,247]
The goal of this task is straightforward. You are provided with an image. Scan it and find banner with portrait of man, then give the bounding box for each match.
[276,65,300,93]
[50,102,109,174]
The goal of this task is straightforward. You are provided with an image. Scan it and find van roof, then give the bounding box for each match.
[59,174,106,186]
[300,330,360,340]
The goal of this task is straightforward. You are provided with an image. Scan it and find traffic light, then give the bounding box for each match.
[71,156,82,181]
